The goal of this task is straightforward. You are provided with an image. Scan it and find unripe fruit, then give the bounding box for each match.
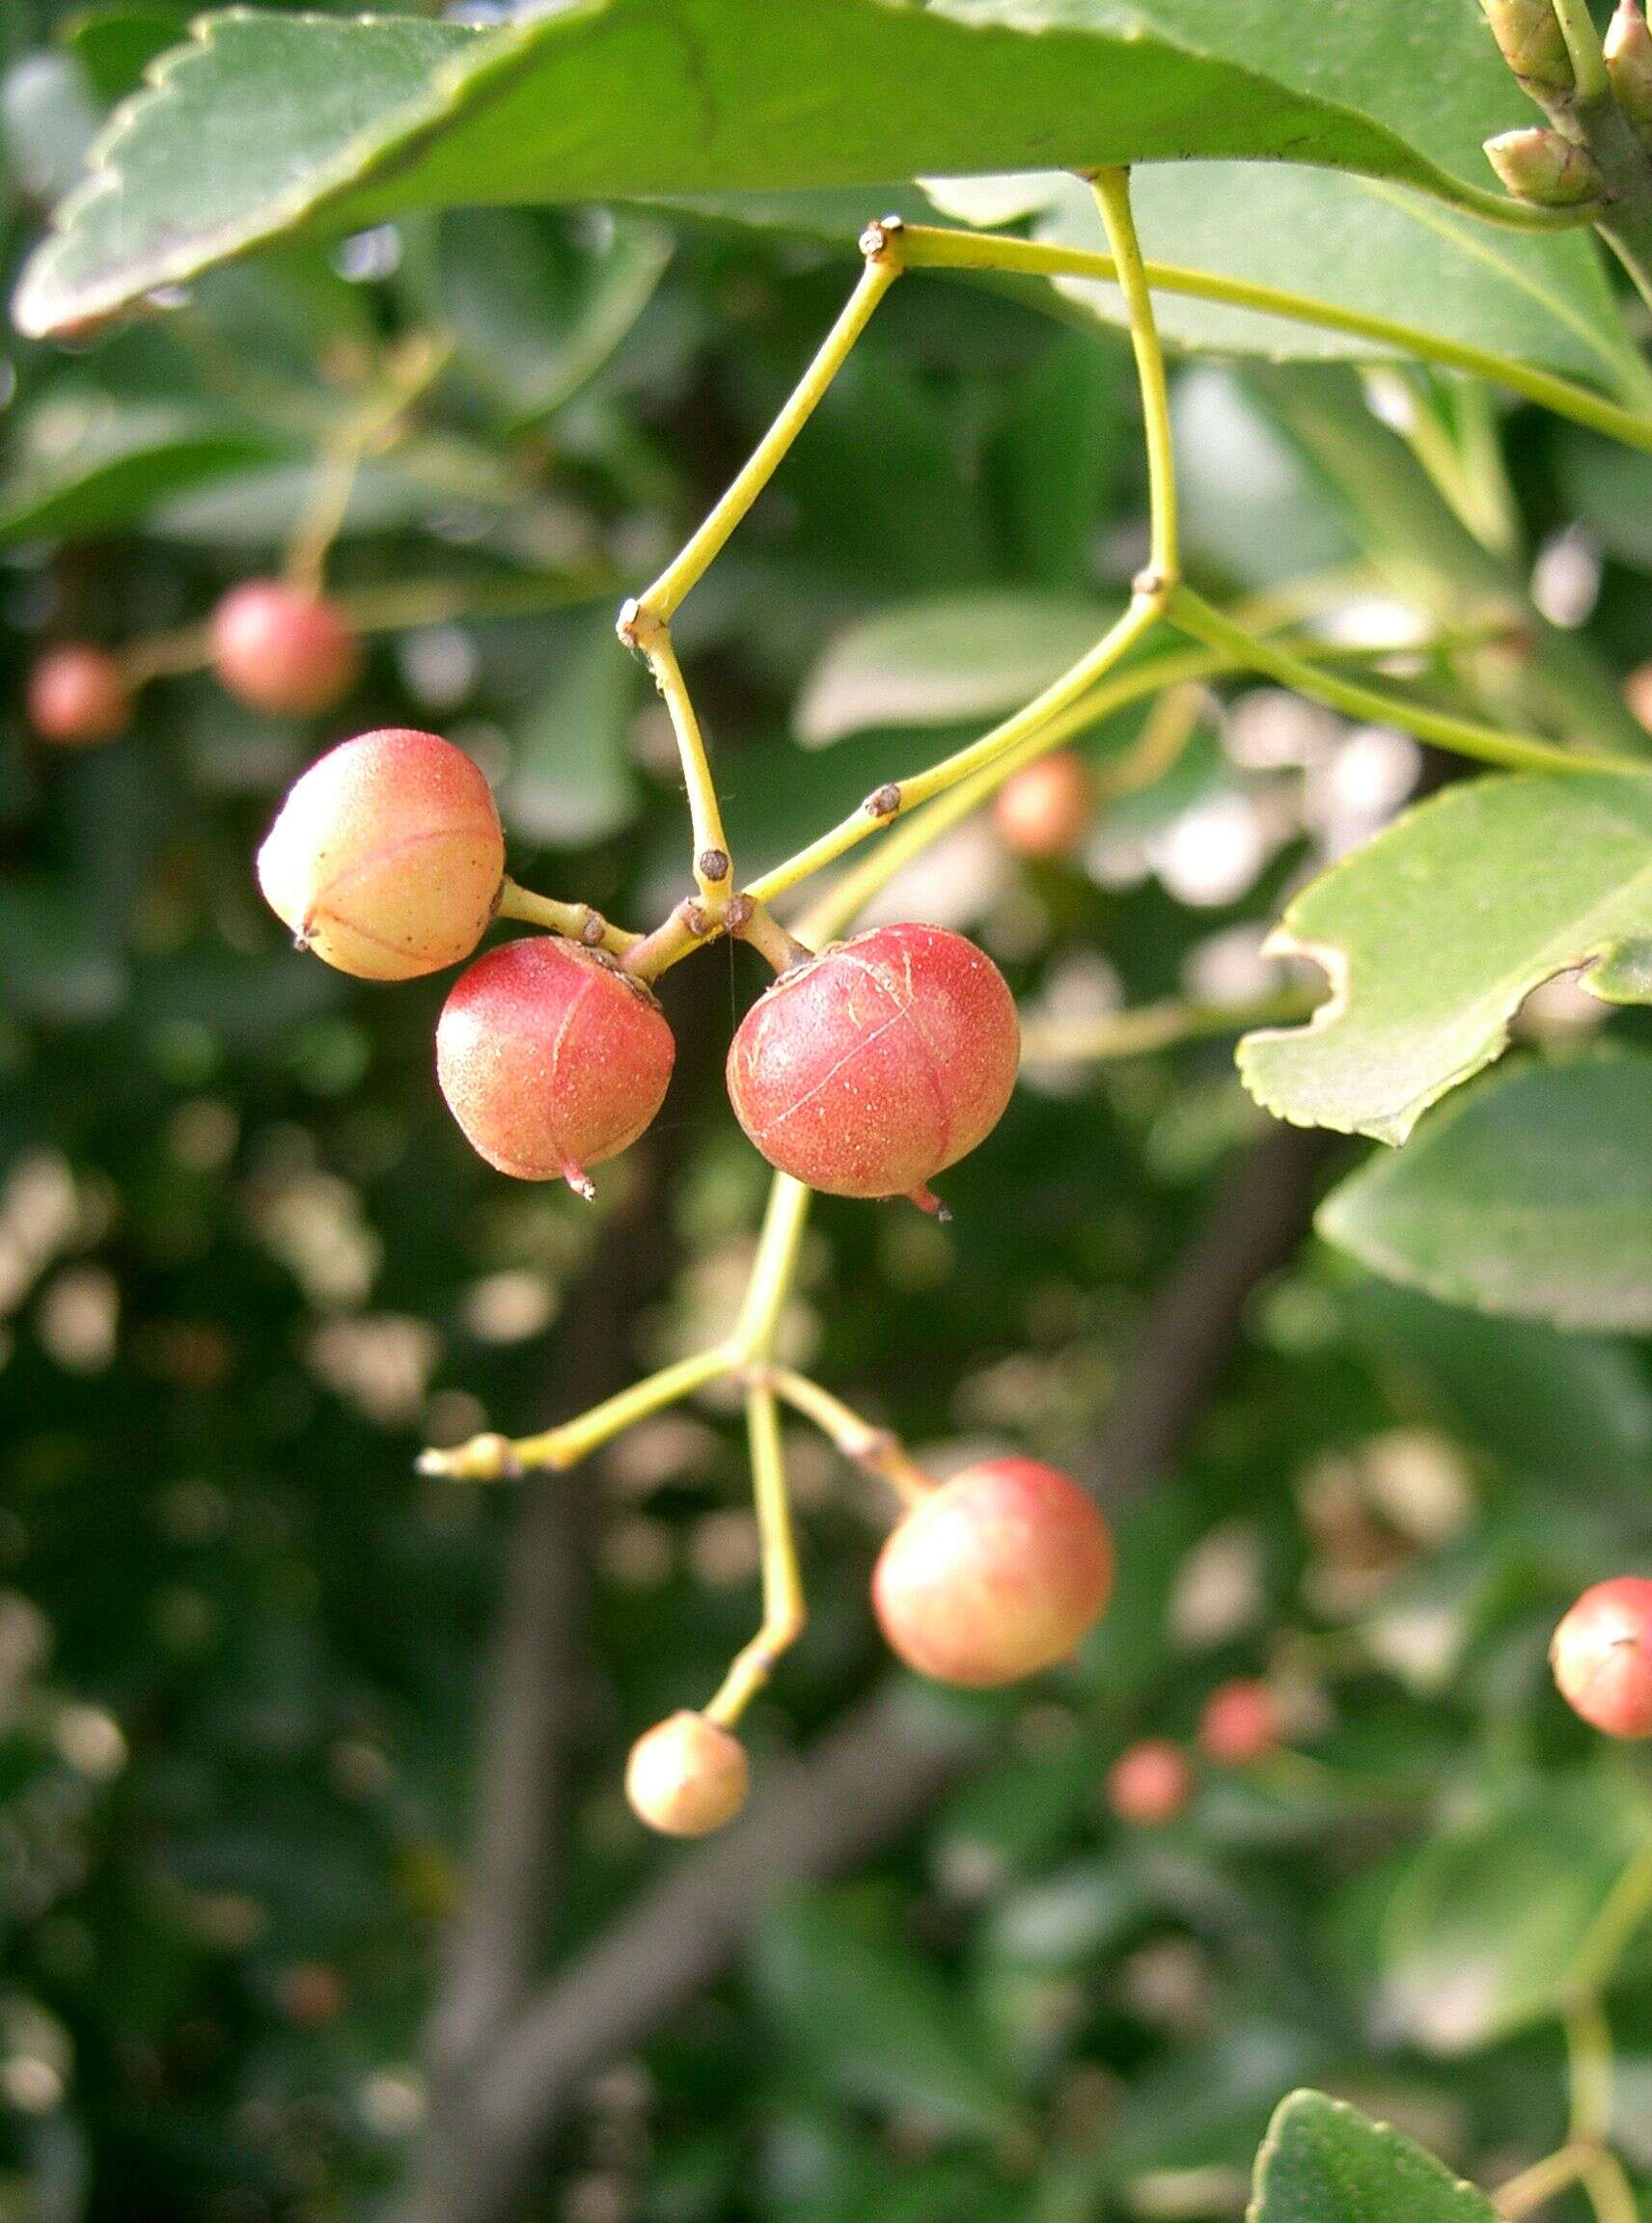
[27,645,130,745]
[210,579,362,716]
[1551,1578,1652,1739]
[728,921,1018,1213]
[1107,1739,1194,1826]
[625,1711,749,1836]
[872,1457,1112,1688]
[258,727,505,980]
[437,936,675,1197]
[1198,1678,1279,1766]
[993,751,1092,860]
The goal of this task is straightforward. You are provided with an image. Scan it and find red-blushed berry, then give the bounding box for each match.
[1551,1578,1652,1739]
[436,937,675,1197]
[1198,1678,1280,1766]
[210,579,362,716]
[273,1962,347,2029]
[27,645,130,746]
[727,920,1019,1214]
[1107,1739,1194,1826]
[993,750,1092,860]
[871,1457,1113,1687]
[258,727,504,980]
[625,1712,749,1836]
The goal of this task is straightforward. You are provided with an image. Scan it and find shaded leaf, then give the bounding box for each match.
[1321,1057,1652,1332]
[1333,1770,1652,2054]
[755,1892,1021,2140]
[1239,774,1652,1143]
[796,590,1110,745]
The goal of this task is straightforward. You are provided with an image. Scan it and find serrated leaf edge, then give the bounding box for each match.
[1248,2089,1492,2223]
[14,0,1541,340]
[1235,774,1652,1147]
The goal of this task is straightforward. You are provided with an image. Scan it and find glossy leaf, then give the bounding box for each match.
[14,0,1602,341]
[1239,774,1652,1143]
[1320,1057,1652,1332]
[0,393,283,544]
[1251,2091,1497,2223]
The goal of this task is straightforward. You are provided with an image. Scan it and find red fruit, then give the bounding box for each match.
[437,937,675,1197]
[258,727,504,980]
[27,645,130,746]
[1107,1740,1194,1826]
[210,579,362,716]
[993,751,1092,860]
[1552,1578,1652,1739]
[1198,1678,1280,1766]
[625,1712,749,1836]
[872,1457,1112,1688]
[727,921,1019,1212]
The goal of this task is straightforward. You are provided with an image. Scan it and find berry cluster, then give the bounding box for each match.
[27,578,361,749]
[253,711,1121,1832]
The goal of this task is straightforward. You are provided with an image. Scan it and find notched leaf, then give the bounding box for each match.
[1237,773,1652,1143]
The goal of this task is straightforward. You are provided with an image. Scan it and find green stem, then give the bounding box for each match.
[1019,990,1320,1066]
[1168,584,1641,776]
[896,225,1652,451]
[1088,171,1178,584]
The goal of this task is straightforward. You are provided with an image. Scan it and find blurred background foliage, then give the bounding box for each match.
[3,4,1652,2221]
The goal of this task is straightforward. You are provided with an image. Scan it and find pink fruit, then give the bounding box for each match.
[1198,1678,1280,1766]
[993,751,1092,860]
[258,727,504,980]
[27,645,129,745]
[625,1712,749,1836]
[210,579,362,716]
[1552,1578,1652,1739]
[727,920,1018,1212]
[436,936,675,1196]
[872,1456,1112,1688]
[1107,1739,1194,1826]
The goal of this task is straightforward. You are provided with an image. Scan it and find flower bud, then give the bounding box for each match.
[1483,126,1602,205]
[1607,0,1652,148]
[1481,0,1575,95]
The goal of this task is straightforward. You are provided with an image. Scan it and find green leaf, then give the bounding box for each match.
[1319,1057,1652,1333]
[796,590,1111,746]
[755,1892,1021,2141]
[923,164,1632,389]
[1342,1276,1652,1484]
[0,391,283,543]
[504,611,642,849]
[1238,774,1652,1144]
[1251,2091,1497,2223]
[14,0,1600,341]
[1333,1770,1652,2054]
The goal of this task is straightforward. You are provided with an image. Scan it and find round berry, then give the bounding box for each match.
[437,936,675,1197]
[993,751,1092,860]
[1198,1678,1280,1766]
[1107,1740,1194,1826]
[258,727,505,980]
[727,920,1018,1213]
[1552,1578,1652,1739]
[872,1456,1112,1688]
[625,1712,749,1836]
[210,579,361,716]
[27,645,130,746]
